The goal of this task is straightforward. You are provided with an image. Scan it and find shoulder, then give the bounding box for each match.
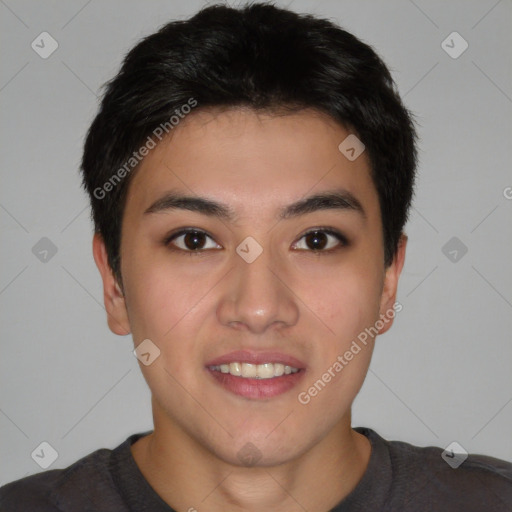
[0,447,114,511]
[386,434,512,510]
[0,468,65,511]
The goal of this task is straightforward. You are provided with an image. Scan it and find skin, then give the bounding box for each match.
[93,107,407,512]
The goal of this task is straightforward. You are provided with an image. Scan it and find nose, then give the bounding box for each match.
[216,242,299,334]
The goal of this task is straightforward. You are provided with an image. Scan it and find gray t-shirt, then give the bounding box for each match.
[1,427,511,511]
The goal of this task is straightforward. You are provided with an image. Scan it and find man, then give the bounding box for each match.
[1,2,511,511]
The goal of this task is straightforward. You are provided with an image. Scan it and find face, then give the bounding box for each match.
[94,108,406,467]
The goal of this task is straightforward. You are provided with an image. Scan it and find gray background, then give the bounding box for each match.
[1,0,511,485]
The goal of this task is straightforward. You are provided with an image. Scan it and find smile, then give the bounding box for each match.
[208,362,299,379]
[205,350,306,399]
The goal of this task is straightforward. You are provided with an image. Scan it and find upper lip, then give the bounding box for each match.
[206,350,306,369]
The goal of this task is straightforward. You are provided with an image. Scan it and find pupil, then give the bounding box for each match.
[306,231,327,250]
[185,231,204,250]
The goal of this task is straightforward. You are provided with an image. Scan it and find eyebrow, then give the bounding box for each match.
[144,188,366,221]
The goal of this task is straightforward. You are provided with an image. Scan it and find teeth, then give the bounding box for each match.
[257,363,274,379]
[274,363,284,377]
[241,363,257,378]
[229,362,241,376]
[210,362,300,379]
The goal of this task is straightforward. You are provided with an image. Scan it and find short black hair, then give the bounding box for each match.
[81,1,417,286]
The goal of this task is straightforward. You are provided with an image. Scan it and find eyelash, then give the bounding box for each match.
[163,227,349,256]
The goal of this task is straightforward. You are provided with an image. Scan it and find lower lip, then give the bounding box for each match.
[207,368,305,399]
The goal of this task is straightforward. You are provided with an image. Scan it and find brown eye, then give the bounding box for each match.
[166,229,221,252]
[293,229,347,252]
[304,231,328,250]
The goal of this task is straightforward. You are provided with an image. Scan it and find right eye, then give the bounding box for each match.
[164,229,222,254]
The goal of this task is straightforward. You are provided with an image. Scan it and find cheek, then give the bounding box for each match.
[124,263,204,404]
[297,262,382,403]
[123,257,211,388]
[304,264,383,343]
[124,255,201,339]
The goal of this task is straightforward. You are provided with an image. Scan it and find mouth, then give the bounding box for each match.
[205,350,306,399]
[209,362,300,378]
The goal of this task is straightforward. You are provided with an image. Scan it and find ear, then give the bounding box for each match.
[92,232,131,336]
[377,233,407,335]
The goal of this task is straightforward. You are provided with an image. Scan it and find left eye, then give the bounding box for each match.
[293,229,346,252]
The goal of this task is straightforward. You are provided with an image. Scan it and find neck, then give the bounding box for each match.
[131,410,371,512]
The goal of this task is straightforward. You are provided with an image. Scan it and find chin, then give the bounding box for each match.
[206,428,310,469]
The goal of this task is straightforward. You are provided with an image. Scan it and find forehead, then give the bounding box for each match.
[124,108,379,221]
